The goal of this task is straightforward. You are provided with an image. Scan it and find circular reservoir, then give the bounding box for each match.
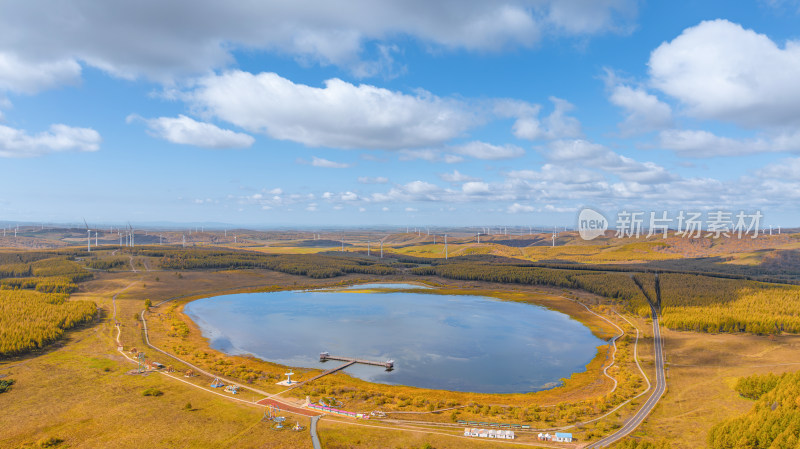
[184,284,606,394]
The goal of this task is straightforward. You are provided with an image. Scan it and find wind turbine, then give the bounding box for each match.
[367,241,371,256]
[182,234,186,247]
[380,237,385,258]
[83,219,91,253]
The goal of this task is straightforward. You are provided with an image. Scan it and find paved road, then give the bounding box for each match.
[310,415,322,449]
[587,304,666,448]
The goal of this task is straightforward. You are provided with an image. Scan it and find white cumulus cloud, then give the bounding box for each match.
[462,181,491,194]
[606,76,672,135]
[191,71,475,150]
[649,19,800,127]
[0,52,81,94]
[129,114,254,148]
[508,97,582,141]
[452,141,524,160]
[546,139,674,184]
[508,203,535,213]
[0,124,100,157]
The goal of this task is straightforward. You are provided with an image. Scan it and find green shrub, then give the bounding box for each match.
[142,387,163,397]
[0,379,15,393]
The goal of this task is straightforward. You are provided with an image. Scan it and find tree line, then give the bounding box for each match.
[0,288,96,357]
[658,274,800,334]
[708,371,800,448]
[0,254,97,357]
[155,249,399,278]
[410,263,652,317]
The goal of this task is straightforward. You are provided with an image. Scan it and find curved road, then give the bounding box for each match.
[587,304,666,448]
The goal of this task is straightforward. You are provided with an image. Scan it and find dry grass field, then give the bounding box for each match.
[624,329,800,448]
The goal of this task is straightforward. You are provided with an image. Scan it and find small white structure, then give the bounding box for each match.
[276,370,296,386]
[464,428,514,440]
[554,432,573,442]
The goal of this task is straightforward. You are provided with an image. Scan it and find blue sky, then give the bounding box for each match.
[1,0,800,227]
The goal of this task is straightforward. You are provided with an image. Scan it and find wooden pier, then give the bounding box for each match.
[320,352,394,370]
[285,361,356,389]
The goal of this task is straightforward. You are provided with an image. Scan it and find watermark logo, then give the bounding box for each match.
[578,208,608,240]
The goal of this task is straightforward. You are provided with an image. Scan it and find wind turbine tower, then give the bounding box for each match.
[444,234,448,260]
[83,219,91,253]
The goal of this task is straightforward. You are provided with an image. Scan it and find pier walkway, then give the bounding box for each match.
[290,361,356,388]
[319,352,394,370]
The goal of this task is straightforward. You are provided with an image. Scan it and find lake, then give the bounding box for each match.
[183,284,606,394]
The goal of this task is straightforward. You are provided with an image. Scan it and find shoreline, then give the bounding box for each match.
[169,278,622,402]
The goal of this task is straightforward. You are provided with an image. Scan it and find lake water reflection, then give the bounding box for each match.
[184,284,606,393]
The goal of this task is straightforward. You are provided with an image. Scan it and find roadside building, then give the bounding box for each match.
[554,432,573,442]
